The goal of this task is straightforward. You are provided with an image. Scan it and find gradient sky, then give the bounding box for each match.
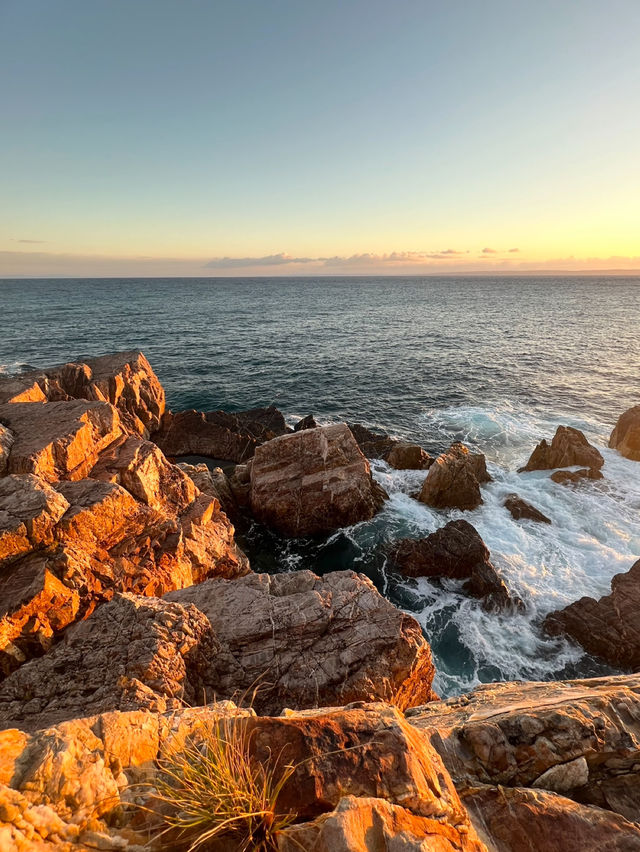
[1,0,639,277]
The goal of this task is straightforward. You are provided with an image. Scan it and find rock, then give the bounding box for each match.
[294,414,317,431]
[0,474,70,564]
[418,443,489,511]
[347,422,398,459]
[462,785,640,852]
[152,404,288,462]
[166,570,436,714]
[177,462,238,519]
[544,558,640,669]
[0,400,124,483]
[504,493,551,524]
[610,405,640,461]
[388,520,520,612]
[0,594,215,731]
[387,441,433,470]
[249,423,387,537]
[519,426,604,474]
[550,467,603,485]
[532,756,589,793]
[0,351,165,437]
[0,425,13,476]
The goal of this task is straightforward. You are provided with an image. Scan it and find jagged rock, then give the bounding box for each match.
[249,423,387,537]
[152,404,288,462]
[519,426,604,474]
[504,493,552,523]
[0,351,165,436]
[294,414,317,431]
[178,462,238,519]
[0,594,216,731]
[167,570,436,714]
[418,443,490,511]
[388,520,520,612]
[550,467,603,485]
[544,558,640,669]
[0,424,13,476]
[610,405,640,461]
[462,785,640,852]
[346,422,398,460]
[0,474,70,564]
[0,400,124,482]
[387,441,433,470]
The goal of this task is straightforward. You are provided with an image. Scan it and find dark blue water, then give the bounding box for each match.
[2,276,639,694]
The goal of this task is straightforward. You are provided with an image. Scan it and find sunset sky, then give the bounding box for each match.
[1,0,639,277]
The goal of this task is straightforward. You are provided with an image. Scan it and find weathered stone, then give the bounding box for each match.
[545,558,640,669]
[532,756,589,793]
[0,475,70,565]
[167,570,436,714]
[294,414,317,431]
[249,423,387,537]
[550,467,603,485]
[177,462,238,519]
[346,422,398,459]
[0,425,13,476]
[152,405,288,462]
[388,520,519,612]
[0,594,215,731]
[519,425,604,474]
[418,443,489,511]
[609,405,640,461]
[504,493,551,524]
[0,401,124,483]
[387,441,433,471]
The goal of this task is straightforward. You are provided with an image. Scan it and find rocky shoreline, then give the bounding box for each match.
[0,350,639,850]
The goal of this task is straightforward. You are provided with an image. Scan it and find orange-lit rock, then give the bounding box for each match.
[519,425,604,474]
[0,474,69,564]
[609,405,640,461]
[419,443,490,510]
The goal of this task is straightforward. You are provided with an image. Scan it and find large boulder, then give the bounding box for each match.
[386,441,433,470]
[0,351,165,436]
[166,569,436,714]
[249,423,387,537]
[544,558,640,669]
[152,404,288,462]
[609,405,640,461]
[388,520,520,611]
[418,443,490,511]
[519,426,604,474]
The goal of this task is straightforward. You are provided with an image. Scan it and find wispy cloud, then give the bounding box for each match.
[204,252,315,269]
[509,247,520,253]
[482,247,497,254]
[15,239,46,244]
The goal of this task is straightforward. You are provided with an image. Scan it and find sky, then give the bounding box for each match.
[1,0,639,277]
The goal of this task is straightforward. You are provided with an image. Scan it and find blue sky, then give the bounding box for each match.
[1,0,639,276]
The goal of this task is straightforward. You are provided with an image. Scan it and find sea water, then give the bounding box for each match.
[1,275,639,695]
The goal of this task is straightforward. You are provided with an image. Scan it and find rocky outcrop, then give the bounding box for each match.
[418,443,490,511]
[388,520,520,611]
[152,404,288,462]
[544,558,640,669]
[387,441,433,470]
[610,405,640,461]
[519,426,604,475]
[0,351,165,436]
[249,423,387,537]
[550,467,603,485]
[167,569,436,714]
[504,493,552,523]
[347,422,398,459]
[178,461,238,519]
[294,414,317,431]
[0,424,13,476]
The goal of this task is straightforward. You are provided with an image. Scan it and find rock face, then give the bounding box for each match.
[249,423,387,537]
[610,405,640,461]
[346,422,432,470]
[544,558,640,669]
[519,425,604,475]
[0,424,13,476]
[419,443,490,511]
[167,569,436,714]
[388,520,519,611]
[178,461,238,519]
[152,404,289,462]
[550,467,603,485]
[0,351,165,436]
[504,493,552,523]
[294,414,317,431]
[386,441,433,470]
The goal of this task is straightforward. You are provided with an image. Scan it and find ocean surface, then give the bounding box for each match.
[2,275,639,696]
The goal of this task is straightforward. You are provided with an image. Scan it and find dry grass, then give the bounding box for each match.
[151,709,297,851]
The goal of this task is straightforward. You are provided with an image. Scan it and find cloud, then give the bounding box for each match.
[508,248,520,253]
[15,239,46,244]
[204,253,315,269]
[482,247,497,254]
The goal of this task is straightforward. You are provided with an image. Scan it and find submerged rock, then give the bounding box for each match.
[550,467,603,485]
[504,493,552,523]
[388,519,521,611]
[418,442,490,511]
[544,558,640,669]
[249,423,387,537]
[609,405,640,461]
[519,425,604,475]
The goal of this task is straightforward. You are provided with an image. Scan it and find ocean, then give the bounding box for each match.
[2,275,639,695]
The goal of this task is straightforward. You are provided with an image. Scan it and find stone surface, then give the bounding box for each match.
[504,493,551,524]
[387,441,433,471]
[177,462,238,519]
[610,405,640,461]
[249,423,387,537]
[294,414,318,431]
[0,594,215,731]
[0,424,13,476]
[418,443,489,511]
[152,404,288,462]
[347,422,398,460]
[388,520,519,611]
[0,400,124,483]
[550,467,604,485]
[544,558,640,669]
[0,474,70,564]
[167,569,436,714]
[519,425,604,474]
